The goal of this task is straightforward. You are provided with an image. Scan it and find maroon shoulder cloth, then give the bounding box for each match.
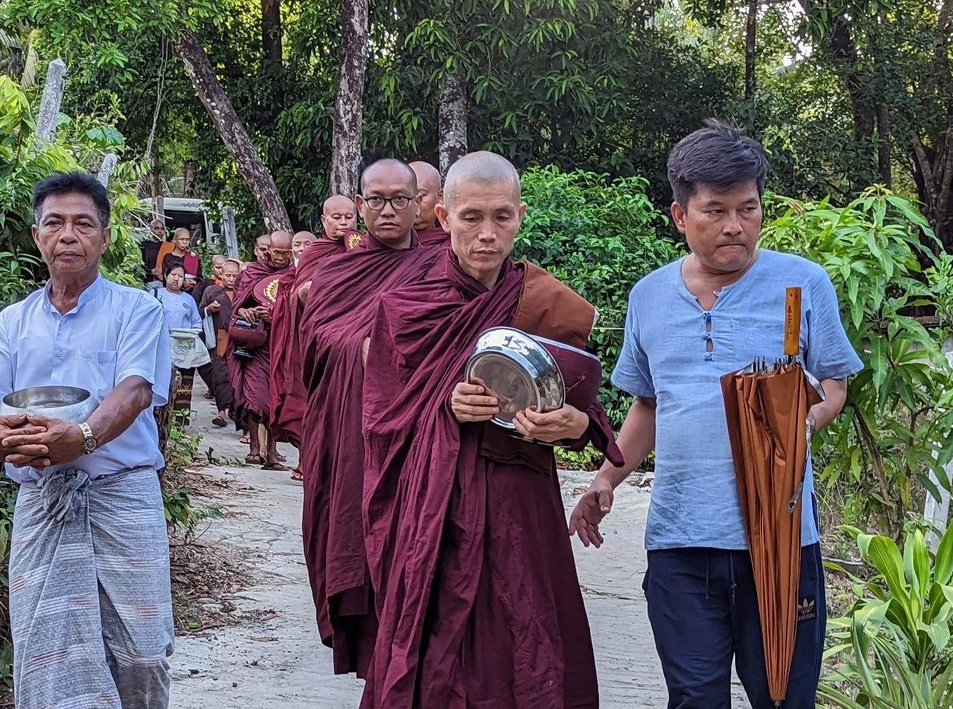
[360,249,622,709]
[268,236,353,446]
[298,232,442,678]
[226,259,290,424]
[415,224,450,247]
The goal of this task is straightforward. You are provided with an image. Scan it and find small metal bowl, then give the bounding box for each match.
[464,327,565,430]
[0,386,96,424]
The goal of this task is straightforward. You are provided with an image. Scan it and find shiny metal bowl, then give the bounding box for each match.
[464,327,565,430]
[0,386,96,423]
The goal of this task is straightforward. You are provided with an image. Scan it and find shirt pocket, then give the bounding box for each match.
[77,350,119,402]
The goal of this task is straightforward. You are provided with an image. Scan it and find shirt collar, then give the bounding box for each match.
[43,274,105,315]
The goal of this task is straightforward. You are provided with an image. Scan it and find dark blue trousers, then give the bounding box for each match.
[643,542,825,708]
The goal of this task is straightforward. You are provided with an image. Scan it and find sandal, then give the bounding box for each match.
[245,454,265,465]
[262,462,290,471]
[276,453,288,463]
[239,434,251,444]
[212,416,227,427]
[290,468,304,481]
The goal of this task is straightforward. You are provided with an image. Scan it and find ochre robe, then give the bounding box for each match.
[361,250,623,709]
[226,259,292,424]
[299,232,441,677]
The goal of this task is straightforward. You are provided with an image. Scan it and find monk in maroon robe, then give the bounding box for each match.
[227,231,294,468]
[295,194,359,306]
[409,160,450,246]
[361,152,621,709]
[299,161,441,677]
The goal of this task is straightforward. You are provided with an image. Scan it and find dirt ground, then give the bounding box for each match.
[169,391,751,708]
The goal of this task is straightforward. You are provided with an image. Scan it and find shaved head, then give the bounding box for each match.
[321,195,358,239]
[409,161,443,231]
[270,230,292,250]
[211,254,226,266]
[292,230,317,260]
[269,230,293,267]
[256,233,271,247]
[443,151,521,208]
[255,233,272,263]
[360,158,417,194]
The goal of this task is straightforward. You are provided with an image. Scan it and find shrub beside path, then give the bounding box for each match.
[170,392,749,708]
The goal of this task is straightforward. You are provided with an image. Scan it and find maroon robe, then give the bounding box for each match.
[361,250,623,709]
[226,259,291,424]
[415,224,450,247]
[299,232,442,677]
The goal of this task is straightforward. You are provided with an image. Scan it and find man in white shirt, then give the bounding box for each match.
[0,172,174,708]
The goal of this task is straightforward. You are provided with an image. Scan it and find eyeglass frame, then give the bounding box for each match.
[360,194,415,212]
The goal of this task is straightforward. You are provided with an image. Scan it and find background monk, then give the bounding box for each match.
[292,231,316,265]
[295,194,360,306]
[299,159,442,678]
[408,160,448,245]
[253,233,271,263]
[360,151,622,709]
[198,258,238,427]
[227,231,294,469]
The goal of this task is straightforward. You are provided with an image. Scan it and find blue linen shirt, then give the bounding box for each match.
[611,249,864,550]
[0,276,172,483]
[155,288,202,331]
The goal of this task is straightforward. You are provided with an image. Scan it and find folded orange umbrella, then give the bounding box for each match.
[721,287,823,706]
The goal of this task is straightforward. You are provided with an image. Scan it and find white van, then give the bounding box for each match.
[138,197,240,258]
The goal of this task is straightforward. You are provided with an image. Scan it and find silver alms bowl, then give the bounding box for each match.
[0,386,96,424]
[464,327,565,430]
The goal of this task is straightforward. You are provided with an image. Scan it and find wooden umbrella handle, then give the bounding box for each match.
[784,287,801,358]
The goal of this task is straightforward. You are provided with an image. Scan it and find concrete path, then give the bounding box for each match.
[169,391,750,707]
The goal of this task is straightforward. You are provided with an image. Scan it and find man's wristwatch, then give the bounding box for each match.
[79,422,98,455]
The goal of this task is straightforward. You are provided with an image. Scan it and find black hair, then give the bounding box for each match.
[359,158,417,193]
[33,172,110,227]
[163,258,186,280]
[667,119,769,208]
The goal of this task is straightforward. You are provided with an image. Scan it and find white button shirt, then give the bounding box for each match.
[0,276,172,483]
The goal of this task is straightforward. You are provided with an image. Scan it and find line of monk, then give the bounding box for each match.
[227,153,618,708]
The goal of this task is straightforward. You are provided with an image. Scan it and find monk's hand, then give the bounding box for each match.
[0,414,49,467]
[361,337,370,365]
[2,415,85,469]
[513,404,589,444]
[450,381,500,423]
[237,307,257,322]
[255,306,271,323]
[297,280,312,306]
[568,477,614,548]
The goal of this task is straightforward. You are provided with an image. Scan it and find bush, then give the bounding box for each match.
[819,521,953,708]
[760,188,953,535]
[515,166,683,426]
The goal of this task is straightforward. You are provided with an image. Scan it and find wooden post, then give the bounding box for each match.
[35,59,67,143]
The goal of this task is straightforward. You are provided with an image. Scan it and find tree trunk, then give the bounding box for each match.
[744,0,757,101]
[174,28,291,232]
[329,0,369,197]
[438,74,468,177]
[261,0,283,65]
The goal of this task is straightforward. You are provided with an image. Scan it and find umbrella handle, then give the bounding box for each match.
[784,287,801,359]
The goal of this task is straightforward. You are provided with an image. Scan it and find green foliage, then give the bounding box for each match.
[0,474,17,688]
[819,522,953,708]
[761,188,953,532]
[515,166,683,426]
[161,422,224,541]
[0,75,144,287]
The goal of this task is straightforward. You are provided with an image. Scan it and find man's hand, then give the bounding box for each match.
[2,415,85,469]
[568,477,615,548]
[513,405,589,443]
[0,414,49,467]
[255,306,271,324]
[450,381,500,423]
[205,301,221,314]
[297,280,312,306]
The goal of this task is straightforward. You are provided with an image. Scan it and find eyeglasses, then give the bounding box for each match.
[363,195,413,211]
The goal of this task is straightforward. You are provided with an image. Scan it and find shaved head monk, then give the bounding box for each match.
[292,231,316,265]
[298,158,442,679]
[408,160,449,246]
[227,230,295,470]
[254,233,271,263]
[321,195,358,243]
[360,151,622,708]
[296,196,360,307]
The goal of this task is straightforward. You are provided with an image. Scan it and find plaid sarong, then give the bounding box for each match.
[10,467,174,709]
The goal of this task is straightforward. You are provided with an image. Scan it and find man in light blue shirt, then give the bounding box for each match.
[570,122,862,708]
[0,172,174,708]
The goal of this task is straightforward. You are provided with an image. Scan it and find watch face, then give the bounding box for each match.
[83,438,97,454]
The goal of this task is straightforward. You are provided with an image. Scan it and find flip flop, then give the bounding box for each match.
[245,454,265,465]
[239,434,251,444]
[262,462,289,471]
[290,468,304,481]
[276,453,288,463]
[212,416,227,427]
